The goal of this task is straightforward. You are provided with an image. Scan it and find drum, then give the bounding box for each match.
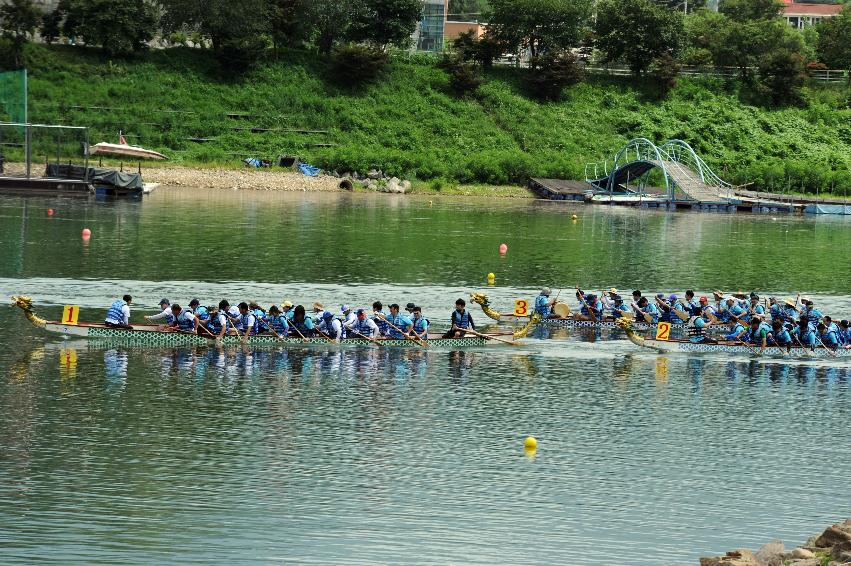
[553,302,571,318]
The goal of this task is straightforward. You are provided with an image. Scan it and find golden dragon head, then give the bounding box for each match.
[11,295,34,311]
[469,292,490,307]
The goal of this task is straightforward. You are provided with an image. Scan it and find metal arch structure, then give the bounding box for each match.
[586,138,734,202]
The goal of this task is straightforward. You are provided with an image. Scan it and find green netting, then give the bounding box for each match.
[0,69,27,124]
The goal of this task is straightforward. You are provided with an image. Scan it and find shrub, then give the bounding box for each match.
[526,51,584,100]
[329,44,389,86]
[440,53,483,97]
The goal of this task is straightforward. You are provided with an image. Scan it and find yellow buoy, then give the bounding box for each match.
[487,272,495,285]
[524,436,537,450]
[571,214,578,220]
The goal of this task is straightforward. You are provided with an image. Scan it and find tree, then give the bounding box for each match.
[0,0,42,66]
[757,49,807,106]
[269,0,309,50]
[593,0,685,75]
[817,4,851,70]
[718,0,782,22]
[303,0,352,54]
[158,0,270,70]
[448,0,490,20]
[348,0,422,49]
[486,0,593,58]
[710,17,804,81]
[526,50,584,99]
[55,0,157,56]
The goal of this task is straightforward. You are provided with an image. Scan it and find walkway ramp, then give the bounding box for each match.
[585,139,736,204]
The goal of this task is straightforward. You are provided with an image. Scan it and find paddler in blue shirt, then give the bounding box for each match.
[791,317,816,349]
[686,311,715,343]
[265,305,289,337]
[535,288,556,317]
[604,293,631,319]
[698,296,718,322]
[768,297,783,321]
[723,314,749,341]
[188,298,209,323]
[576,288,602,321]
[236,302,257,338]
[801,298,823,327]
[281,300,295,321]
[383,304,413,339]
[769,320,792,347]
[632,296,659,324]
[838,320,851,347]
[744,293,765,323]
[817,322,839,350]
[410,306,429,341]
[683,290,701,317]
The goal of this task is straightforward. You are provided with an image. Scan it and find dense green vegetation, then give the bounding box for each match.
[18,44,851,193]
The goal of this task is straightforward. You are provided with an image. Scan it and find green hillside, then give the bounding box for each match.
[18,45,851,194]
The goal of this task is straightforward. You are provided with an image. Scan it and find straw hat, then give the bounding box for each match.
[282,300,293,308]
[312,302,324,310]
[784,298,796,307]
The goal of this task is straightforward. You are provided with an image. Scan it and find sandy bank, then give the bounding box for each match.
[143,165,344,191]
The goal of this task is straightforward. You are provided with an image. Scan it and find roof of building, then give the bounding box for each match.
[784,3,844,16]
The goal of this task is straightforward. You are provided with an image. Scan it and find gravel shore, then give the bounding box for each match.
[143,165,344,191]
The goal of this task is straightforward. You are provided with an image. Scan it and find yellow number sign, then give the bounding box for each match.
[655,322,671,341]
[59,348,78,379]
[514,299,529,317]
[62,305,80,325]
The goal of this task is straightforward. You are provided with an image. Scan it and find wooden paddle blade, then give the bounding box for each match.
[674,308,690,322]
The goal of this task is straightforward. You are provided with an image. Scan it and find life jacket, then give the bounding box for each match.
[207,313,228,334]
[412,316,428,336]
[372,311,389,335]
[771,329,792,346]
[352,318,374,337]
[686,316,706,342]
[747,322,771,344]
[451,309,470,329]
[239,312,258,334]
[323,319,339,339]
[642,305,659,323]
[268,314,289,335]
[386,313,410,339]
[176,310,195,332]
[293,319,314,337]
[105,300,126,323]
[821,330,839,348]
[805,308,822,326]
[194,306,209,321]
[535,295,551,316]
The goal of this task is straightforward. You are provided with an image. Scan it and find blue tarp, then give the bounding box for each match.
[299,163,321,177]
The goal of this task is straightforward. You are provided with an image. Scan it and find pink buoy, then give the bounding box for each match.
[499,243,508,254]
[82,228,91,238]
[47,208,54,216]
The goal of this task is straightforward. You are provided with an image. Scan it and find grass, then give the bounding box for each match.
[10,44,851,195]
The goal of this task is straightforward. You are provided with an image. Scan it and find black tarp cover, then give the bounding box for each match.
[46,164,143,189]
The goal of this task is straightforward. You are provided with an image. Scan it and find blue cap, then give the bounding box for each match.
[341,304,350,313]
[323,311,334,320]
[159,298,170,306]
[668,294,677,302]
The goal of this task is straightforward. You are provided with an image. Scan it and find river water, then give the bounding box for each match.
[1,189,849,564]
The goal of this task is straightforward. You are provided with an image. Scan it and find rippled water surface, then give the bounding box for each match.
[1,189,850,564]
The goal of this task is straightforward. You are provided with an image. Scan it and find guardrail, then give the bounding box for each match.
[585,65,849,83]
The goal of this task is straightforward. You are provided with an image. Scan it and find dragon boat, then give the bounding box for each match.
[469,292,735,334]
[11,296,539,350]
[616,318,850,360]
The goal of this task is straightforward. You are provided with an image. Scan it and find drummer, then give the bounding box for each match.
[535,287,557,317]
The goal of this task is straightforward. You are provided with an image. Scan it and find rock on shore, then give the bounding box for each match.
[700,518,851,565]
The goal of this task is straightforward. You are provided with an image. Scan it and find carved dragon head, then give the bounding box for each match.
[11,295,34,311]
[469,292,490,307]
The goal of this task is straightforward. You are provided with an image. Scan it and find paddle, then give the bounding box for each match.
[630,301,653,323]
[462,326,520,346]
[815,335,838,358]
[346,326,382,346]
[376,313,427,348]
